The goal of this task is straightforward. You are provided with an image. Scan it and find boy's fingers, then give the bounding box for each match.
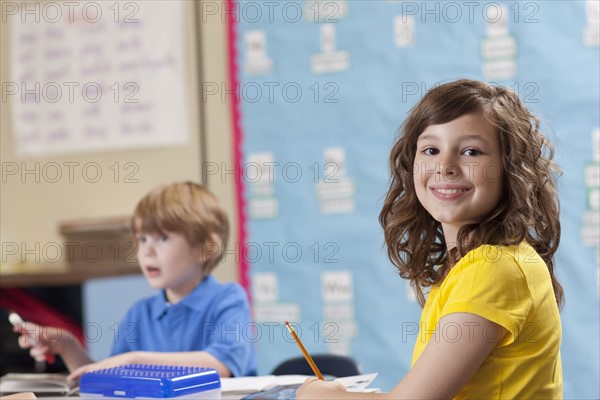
[30,347,44,360]
[29,348,42,360]
[68,364,90,381]
[30,344,48,356]
[13,321,40,339]
[18,335,33,348]
[12,323,27,335]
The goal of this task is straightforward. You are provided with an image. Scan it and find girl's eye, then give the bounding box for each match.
[463,148,482,156]
[423,147,439,155]
[159,235,169,242]
[136,235,146,243]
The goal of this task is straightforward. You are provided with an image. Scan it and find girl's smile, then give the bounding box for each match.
[429,185,473,200]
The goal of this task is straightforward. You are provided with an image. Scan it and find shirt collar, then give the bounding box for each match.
[151,276,219,319]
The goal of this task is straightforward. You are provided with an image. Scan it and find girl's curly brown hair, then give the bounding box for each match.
[379,79,563,307]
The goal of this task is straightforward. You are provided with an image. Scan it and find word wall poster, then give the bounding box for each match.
[229,1,599,397]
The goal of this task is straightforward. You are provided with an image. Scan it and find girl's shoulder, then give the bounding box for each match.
[443,242,544,290]
[456,242,541,270]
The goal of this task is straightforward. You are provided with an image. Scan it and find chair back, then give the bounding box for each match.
[271,354,360,378]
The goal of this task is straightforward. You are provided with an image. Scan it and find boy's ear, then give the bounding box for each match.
[196,234,220,263]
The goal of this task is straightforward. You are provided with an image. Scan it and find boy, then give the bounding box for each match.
[14,182,257,380]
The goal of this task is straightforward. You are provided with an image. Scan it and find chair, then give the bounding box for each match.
[271,354,360,378]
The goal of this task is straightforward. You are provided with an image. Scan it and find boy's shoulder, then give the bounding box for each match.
[201,275,243,291]
[203,276,248,302]
[124,278,249,316]
[178,276,250,309]
[131,290,163,307]
[122,291,165,320]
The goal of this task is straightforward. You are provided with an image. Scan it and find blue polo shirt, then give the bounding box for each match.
[111,276,257,377]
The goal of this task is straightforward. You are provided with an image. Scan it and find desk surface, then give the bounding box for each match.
[0,263,141,288]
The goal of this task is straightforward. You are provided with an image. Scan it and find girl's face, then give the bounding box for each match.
[135,230,205,303]
[413,112,503,245]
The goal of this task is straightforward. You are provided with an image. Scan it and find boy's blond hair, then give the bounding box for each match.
[132,181,229,276]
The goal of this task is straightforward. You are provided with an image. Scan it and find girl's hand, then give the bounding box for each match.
[296,378,346,399]
[68,352,136,381]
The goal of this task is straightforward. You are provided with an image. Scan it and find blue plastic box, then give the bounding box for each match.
[79,364,221,399]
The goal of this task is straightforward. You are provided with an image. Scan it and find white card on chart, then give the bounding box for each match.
[253,272,279,303]
[321,270,353,302]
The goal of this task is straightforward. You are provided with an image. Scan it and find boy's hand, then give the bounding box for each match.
[13,321,69,363]
[68,352,136,381]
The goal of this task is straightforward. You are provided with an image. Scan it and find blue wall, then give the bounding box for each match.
[235,1,599,398]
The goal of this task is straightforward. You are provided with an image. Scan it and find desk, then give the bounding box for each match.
[0,264,141,288]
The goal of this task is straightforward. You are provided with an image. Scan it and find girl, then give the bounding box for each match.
[296,79,563,399]
[13,182,257,380]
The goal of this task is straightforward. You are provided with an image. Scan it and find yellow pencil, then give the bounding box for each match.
[284,321,324,380]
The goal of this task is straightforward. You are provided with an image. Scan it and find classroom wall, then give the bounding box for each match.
[231,2,599,397]
[0,1,237,358]
[199,1,239,284]
[0,1,237,284]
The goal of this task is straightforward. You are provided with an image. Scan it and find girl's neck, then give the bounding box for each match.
[441,224,460,252]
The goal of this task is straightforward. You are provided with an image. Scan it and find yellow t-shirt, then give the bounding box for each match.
[411,242,562,399]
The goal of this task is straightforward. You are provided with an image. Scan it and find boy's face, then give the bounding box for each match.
[135,230,204,303]
[413,112,503,245]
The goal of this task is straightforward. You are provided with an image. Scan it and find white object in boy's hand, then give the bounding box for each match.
[9,312,56,364]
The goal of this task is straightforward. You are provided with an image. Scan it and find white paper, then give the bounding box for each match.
[482,36,517,60]
[482,60,517,80]
[335,373,378,392]
[593,128,600,161]
[582,210,600,226]
[588,189,600,210]
[311,51,350,74]
[8,1,189,157]
[249,197,279,219]
[584,164,600,188]
[394,15,415,48]
[587,0,600,25]
[220,373,377,393]
[316,177,355,199]
[244,30,273,75]
[581,224,600,246]
[220,375,276,393]
[323,303,355,319]
[485,4,508,36]
[321,24,337,53]
[324,147,347,176]
[584,24,600,47]
[253,303,301,323]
